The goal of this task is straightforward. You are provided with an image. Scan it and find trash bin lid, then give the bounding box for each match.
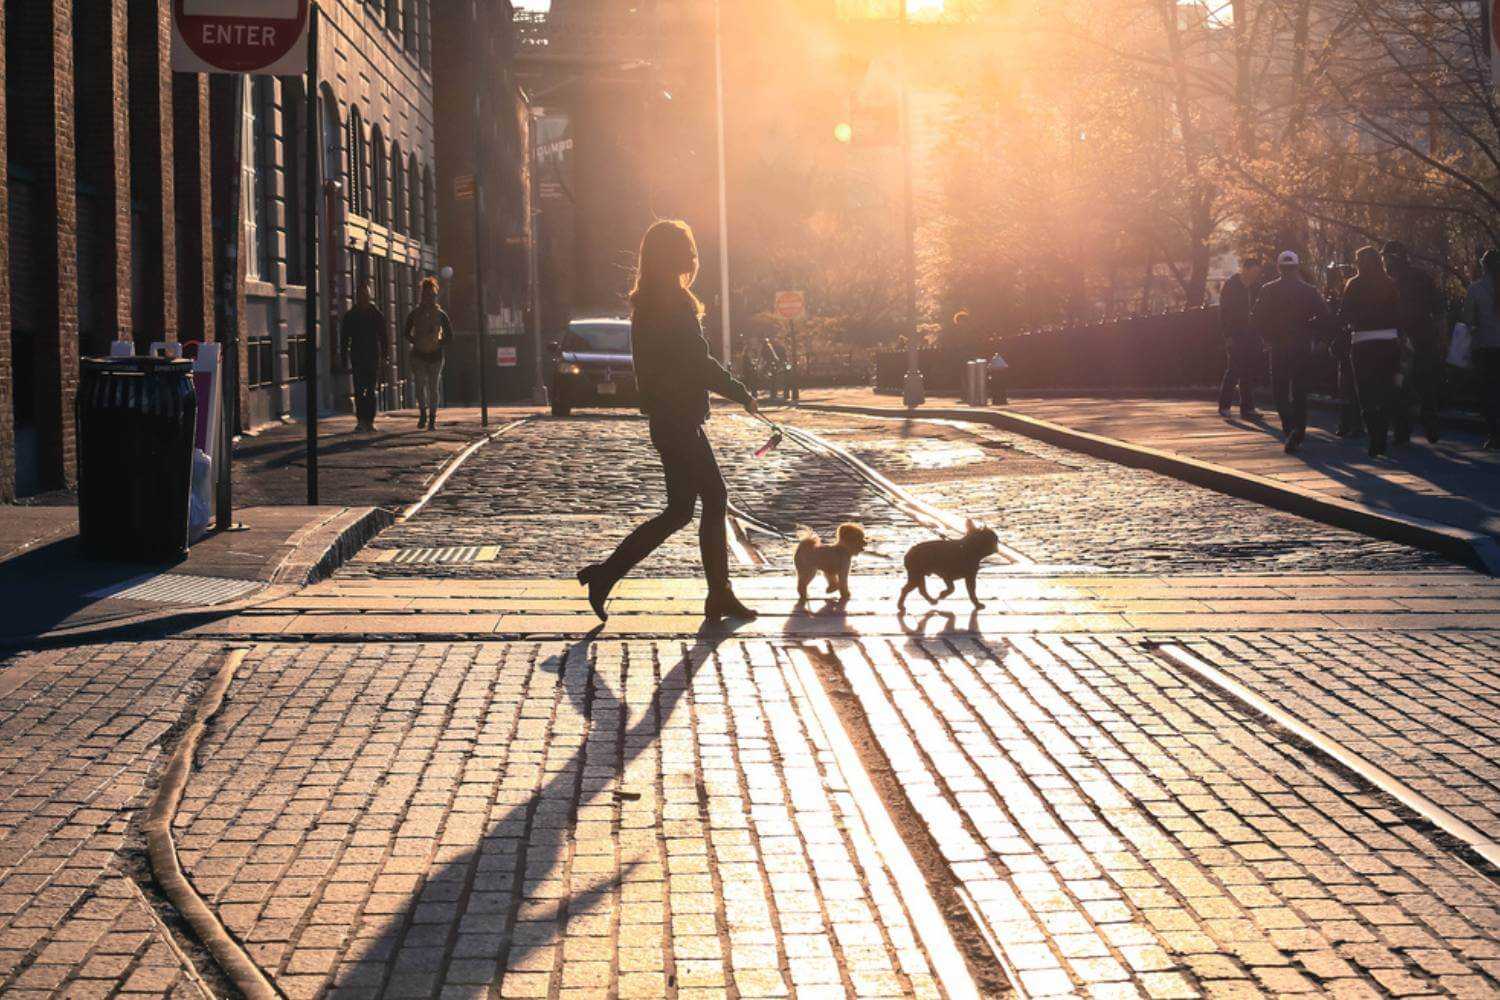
[81,355,194,374]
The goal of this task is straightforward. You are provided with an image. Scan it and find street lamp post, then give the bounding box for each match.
[526,104,550,407]
[899,0,924,408]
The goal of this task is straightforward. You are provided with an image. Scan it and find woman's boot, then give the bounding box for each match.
[578,564,616,621]
[704,587,758,622]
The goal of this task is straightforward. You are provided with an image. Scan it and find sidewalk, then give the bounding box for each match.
[798,389,1500,572]
[0,407,536,642]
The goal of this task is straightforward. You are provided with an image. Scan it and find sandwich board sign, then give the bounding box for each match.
[172,0,311,75]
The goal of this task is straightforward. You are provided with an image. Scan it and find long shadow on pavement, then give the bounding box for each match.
[349,620,743,996]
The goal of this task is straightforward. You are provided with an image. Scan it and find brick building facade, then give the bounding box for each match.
[1,0,525,501]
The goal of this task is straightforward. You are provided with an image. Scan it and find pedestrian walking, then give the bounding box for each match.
[1382,240,1445,444]
[1461,249,1500,450]
[1338,246,1403,458]
[1218,255,1263,418]
[577,219,761,623]
[762,339,787,402]
[1251,251,1332,454]
[404,276,451,430]
[339,280,389,434]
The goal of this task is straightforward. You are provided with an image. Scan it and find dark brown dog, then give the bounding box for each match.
[898,520,1000,611]
[794,523,867,602]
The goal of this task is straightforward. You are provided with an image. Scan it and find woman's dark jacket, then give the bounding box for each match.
[632,295,752,425]
[1337,273,1400,334]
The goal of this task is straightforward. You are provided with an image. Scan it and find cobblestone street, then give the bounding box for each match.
[345,411,1444,581]
[2,407,1499,999]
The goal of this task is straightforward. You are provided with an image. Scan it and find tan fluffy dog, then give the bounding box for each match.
[794,523,867,603]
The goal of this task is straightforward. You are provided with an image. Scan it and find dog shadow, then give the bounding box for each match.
[899,606,981,647]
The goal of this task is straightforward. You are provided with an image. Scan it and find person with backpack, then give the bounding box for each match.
[403,276,452,430]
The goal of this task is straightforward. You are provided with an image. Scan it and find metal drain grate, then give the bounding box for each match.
[380,545,499,565]
[86,574,263,606]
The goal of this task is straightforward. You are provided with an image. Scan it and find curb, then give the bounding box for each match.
[1,505,393,650]
[799,402,1500,576]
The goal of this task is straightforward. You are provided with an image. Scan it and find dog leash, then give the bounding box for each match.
[743,410,956,543]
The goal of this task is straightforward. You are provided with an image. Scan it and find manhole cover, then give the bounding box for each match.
[86,574,262,605]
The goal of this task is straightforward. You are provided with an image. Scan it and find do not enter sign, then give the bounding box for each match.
[775,291,806,321]
[172,0,311,75]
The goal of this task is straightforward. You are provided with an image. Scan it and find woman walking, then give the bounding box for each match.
[1338,246,1403,458]
[1462,249,1500,450]
[578,220,761,622]
[404,277,452,430]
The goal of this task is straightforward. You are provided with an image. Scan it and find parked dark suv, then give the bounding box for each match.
[547,318,635,417]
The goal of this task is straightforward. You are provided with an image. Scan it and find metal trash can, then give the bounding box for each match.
[963,359,989,406]
[76,356,198,562]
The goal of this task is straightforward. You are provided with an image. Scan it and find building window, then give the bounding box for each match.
[423,167,436,243]
[247,334,274,387]
[287,328,309,380]
[281,78,307,285]
[391,145,405,234]
[346,108,364,216]
[418,0,431,69]
[408,152,421,240]
[371,127,388,226]
[403,0,417,52]
[386,0,400,35]
[241,77,266,280]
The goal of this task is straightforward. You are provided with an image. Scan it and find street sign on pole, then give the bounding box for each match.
[775,290,806,321]
[172,0,311,75]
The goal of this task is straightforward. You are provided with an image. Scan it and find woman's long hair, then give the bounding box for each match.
[1350,244,1394,298]
[1483,249,1500,299]
[629,219,703,319]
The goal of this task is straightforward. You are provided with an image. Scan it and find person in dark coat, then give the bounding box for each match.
[1461,249,1500,450]
[339,280,388,433]
[1381,240,1445,444]
[1251,250,1332,453]
[578,220,760,623]
[1338,246,1403,458]
[1217,256,1263,418]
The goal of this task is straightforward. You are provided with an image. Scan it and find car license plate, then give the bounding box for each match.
[597,382,617,396]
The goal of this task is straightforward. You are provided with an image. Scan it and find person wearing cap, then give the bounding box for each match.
[1337,246,1403,457]
[1218,256,1264,419]
[1251,250,1332,453]
[1381,240,1445,444]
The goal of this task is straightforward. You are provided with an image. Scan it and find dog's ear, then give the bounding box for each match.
[965,518,978,533]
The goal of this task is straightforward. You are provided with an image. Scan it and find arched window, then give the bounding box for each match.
[346,108,364,215]
[370,127,388,226]
[390,144,405,234]
[408,152,421,241]
[319,85,342,202]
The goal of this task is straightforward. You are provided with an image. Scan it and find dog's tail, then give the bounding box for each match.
[794,525,819,554]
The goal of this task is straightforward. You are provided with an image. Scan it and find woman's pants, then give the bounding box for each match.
[411,354,444,414]
[1351,337,1402,449]
[599,418,730,591]
[1476,348,1500,439]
